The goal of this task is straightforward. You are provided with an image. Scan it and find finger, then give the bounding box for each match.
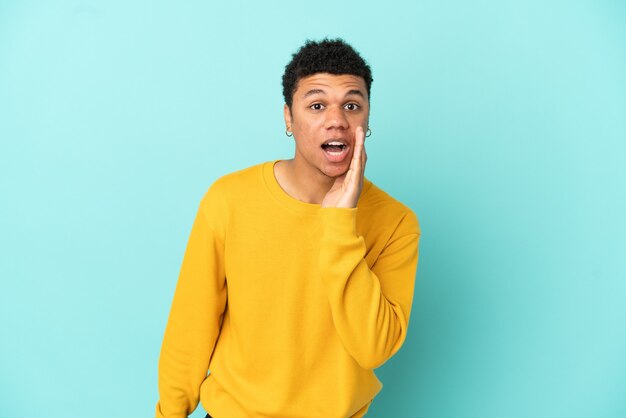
[361,141,367,179]
[360,126,367,170]
[356,126,366,181]
[352,126,364,168]
[345,127,363,186]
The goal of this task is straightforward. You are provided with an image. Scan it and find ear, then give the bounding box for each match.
[283,104,292,127]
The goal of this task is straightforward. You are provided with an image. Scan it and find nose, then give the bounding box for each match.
[324,105,348,131]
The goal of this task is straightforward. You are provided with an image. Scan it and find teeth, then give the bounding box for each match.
[321,140,347,155]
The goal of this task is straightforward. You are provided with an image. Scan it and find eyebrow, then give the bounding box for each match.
[345,89,366,99]
[302,88,366,99]
[303,89,325,99]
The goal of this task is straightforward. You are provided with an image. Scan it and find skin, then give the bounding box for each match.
[275,73,369,208]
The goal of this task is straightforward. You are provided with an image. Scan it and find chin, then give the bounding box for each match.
[322,164,350,179]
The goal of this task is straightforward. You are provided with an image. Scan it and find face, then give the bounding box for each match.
[284,73,369,179]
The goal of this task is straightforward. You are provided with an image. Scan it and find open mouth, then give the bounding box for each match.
[321,141,348,156]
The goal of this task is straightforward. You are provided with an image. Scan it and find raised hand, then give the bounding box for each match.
[321,126,367,208]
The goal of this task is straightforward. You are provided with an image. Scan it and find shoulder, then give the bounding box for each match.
[201,162,268,201]
[198,162,269,215]
[358,179,420,237]
[207,162,266,194]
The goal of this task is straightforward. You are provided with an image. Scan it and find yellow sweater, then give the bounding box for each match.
[156,161,420,418]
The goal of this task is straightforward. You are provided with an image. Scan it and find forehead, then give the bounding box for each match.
[294,73,367,98]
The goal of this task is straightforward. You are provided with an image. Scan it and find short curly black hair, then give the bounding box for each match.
[282,38,373,108]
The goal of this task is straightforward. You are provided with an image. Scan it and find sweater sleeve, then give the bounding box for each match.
[156,197,228,418]
[318,207,420,370]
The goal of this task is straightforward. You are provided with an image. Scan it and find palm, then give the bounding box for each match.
[321,126,367,208]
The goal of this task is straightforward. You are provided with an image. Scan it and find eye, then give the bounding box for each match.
[344,103,360,111]
[310,103,324,111]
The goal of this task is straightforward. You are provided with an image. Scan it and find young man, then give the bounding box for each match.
[156,39,420,418]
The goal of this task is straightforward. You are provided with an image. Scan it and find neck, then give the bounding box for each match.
[274,159,335,205]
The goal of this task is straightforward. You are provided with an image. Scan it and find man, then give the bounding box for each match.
[156,38,420,418]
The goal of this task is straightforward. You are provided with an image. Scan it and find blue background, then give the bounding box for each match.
[1,1,625,417]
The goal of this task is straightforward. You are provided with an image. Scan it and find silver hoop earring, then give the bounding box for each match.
[366,128,372,138]
[285,129,293,137]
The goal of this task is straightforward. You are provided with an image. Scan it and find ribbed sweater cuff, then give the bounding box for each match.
[319,207,358,238]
